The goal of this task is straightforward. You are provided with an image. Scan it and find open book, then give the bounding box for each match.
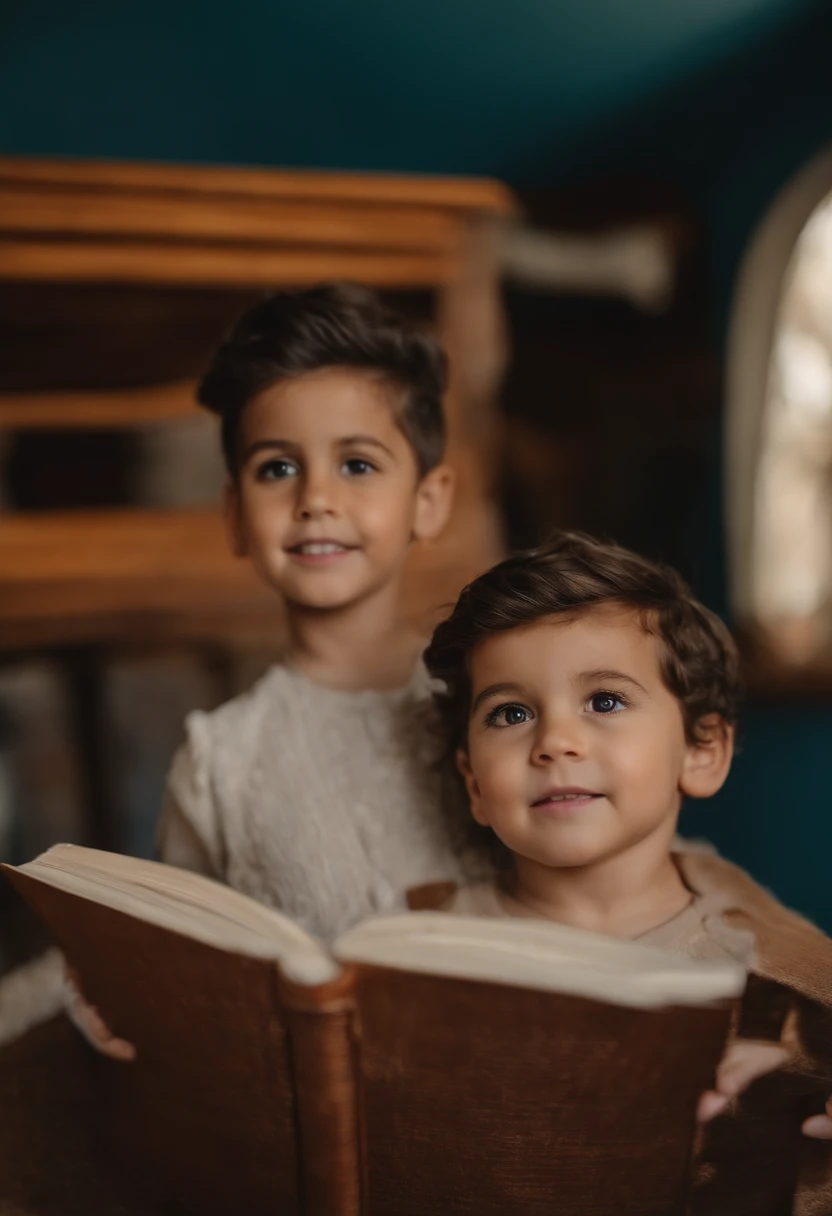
[3,845,746,1216]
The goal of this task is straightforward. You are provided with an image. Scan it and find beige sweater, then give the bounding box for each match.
[443,874,751,964]
[158,661,474,942]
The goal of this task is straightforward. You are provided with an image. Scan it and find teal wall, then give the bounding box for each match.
[0,0,813,179]
[682,709,832,931]
[2,0,832,926]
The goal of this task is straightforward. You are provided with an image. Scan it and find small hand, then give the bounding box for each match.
[65,966,137,1062]
[697,1039,790,1123]
[802,1097,832,1139]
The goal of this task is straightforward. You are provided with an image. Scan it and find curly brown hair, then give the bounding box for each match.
[424,532,742,872]
[425,531,742,753]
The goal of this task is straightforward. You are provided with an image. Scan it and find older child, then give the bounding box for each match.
[154,283,478,942]
[423,532,832,1215]
[2,284,482,1052]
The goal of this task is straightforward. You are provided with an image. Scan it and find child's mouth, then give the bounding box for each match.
[287,541,356,565]
[531,789,602,815]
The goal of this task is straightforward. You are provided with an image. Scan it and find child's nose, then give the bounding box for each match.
[296,473,337,519]
[532,715,587,762]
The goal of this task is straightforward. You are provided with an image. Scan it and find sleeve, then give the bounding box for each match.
[0,947,69,1048]
[155,714,228,880]
[156,788,219,878]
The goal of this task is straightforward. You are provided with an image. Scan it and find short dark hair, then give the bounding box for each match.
[197,282,447,476]
[425,531,742,753]
[424,532,743,871]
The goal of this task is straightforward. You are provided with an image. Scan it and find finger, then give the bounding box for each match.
[101,1036,137,1063]
[68,995,103,1039]
[70,997,107,1040]
[697,1090,730,1123]
[716,1042,790,1098]
[803,1114,832,1140]
[68,997,137,1060]
[85,1006,113,1042]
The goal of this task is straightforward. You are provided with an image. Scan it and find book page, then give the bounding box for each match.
[8,845,338,981]
[336,912,746,1009]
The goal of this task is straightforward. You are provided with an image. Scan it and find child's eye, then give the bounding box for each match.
[342,457,377,476]
[257,458,299,481]
[485,703,533,728]
[588,692,626,714]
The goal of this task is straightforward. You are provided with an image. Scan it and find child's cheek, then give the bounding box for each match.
[606,733,675,804]
[600,729,661,787]
[356,497,411,547]
[480,743,526,808]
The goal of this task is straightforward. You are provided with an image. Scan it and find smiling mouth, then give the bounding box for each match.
[287,541,355,557]
[531,789,602,812]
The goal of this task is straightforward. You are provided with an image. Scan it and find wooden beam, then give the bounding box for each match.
[0,508,242,584]
[0,157,518,217]
[0,381,200,429]
[0,189,460,253]
[0,240,456,287]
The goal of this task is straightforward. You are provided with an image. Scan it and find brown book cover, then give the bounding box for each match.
[2,845,746,1216]
[3,849,358,1215]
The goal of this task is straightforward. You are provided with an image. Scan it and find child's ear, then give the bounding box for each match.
[412,464,455,543]
[223,480,249,558]
[679,715,735,800]
[456,748,489,826]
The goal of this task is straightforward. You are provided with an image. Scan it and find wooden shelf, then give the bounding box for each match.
[0,157,517,216]
[0,381,199,428]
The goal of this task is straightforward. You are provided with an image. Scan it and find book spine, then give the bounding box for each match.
[279,967,363,1216]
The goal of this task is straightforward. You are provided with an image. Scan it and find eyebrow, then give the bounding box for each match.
[241,438,296,463]
[338,434,396,457]
[580,669,649,694]
[471,683,527,713]
[240,434,396,464]
[470,670,648,714]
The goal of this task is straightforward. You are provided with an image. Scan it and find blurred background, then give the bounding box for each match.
[1,0,832,968]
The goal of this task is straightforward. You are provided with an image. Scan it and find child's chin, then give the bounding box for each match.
[533,838,612,870]
[541,851,601,870]
[288,582,363,610]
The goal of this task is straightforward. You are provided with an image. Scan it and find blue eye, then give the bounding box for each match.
[342,458,376,476]
[486,703,533,728]
[589,692,625,714]
[257,458,298,481]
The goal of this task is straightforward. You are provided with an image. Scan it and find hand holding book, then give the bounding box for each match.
[697,1038,790,1121]
[803,1097,832,1139]
[64,966,136,1063]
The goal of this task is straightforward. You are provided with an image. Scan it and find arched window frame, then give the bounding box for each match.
[726,144,832,628]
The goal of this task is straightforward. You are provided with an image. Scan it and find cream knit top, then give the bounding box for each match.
[158,661,474,943]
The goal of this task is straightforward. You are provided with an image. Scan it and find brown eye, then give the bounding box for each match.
[589,693,624,714]
[342,458,376,476]
[487,703,532,727]
[258,458,298,481]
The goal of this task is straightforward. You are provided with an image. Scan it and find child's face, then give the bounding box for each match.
[226,368,452,611]
[458,605,733,872]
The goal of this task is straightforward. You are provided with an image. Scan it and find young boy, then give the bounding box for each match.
[423,531,832,1216]
[2,283,480,1052]
[154,282,476,942]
